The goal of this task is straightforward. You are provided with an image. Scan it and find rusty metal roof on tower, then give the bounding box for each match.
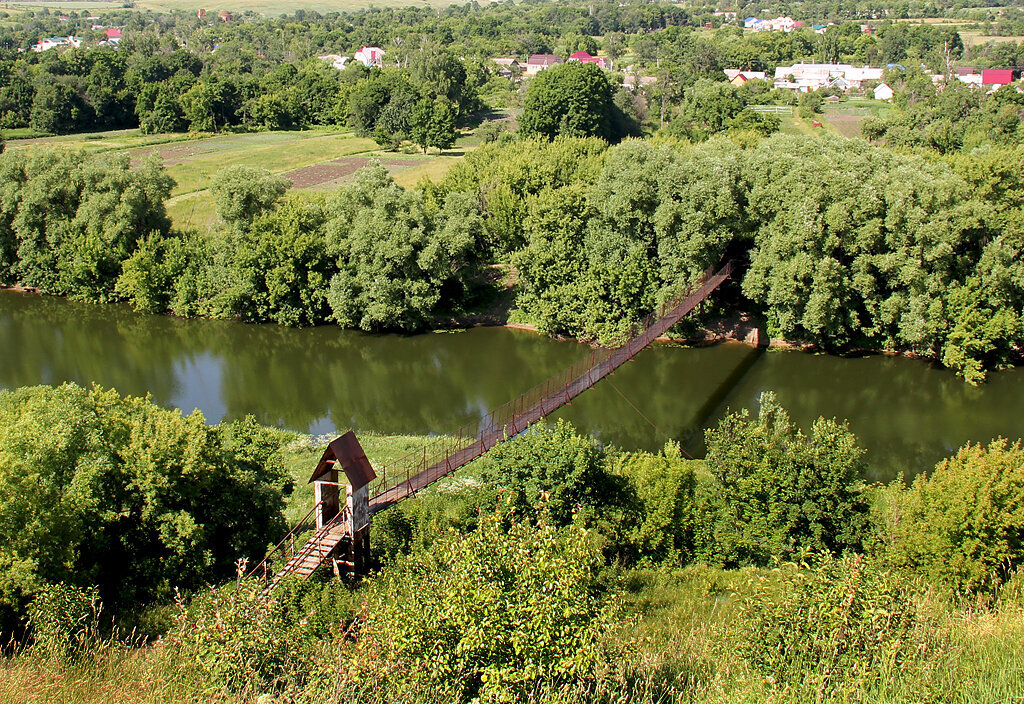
[309,431,376,490]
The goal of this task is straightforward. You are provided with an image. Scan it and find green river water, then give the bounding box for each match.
[2,289,1022,482]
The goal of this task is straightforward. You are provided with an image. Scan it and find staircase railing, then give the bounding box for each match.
[246,500,324,582]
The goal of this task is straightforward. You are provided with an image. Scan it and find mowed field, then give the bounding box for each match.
[960,31,1024,47]
[8,128,470,231]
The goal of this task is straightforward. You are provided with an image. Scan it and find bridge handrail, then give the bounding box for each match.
[367,261,733,508]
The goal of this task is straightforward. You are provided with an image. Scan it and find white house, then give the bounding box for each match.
[31,36,82,52]
[774,63,885,92]
[770,16,797,32]
[843,66,884,86]
[319,54,350,70]
[873,82,894,101]
[354,46,385,67]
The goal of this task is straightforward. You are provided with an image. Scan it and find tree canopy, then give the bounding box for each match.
[0,383,290,634]
[520,62,639,142]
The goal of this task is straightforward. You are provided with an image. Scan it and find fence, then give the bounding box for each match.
[750,105,793,115]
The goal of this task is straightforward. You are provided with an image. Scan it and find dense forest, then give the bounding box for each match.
[0,0,1022,135]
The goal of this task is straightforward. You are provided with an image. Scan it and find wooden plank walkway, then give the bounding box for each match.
[368,260,734,514]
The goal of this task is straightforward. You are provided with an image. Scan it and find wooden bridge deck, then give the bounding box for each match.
[368,260,734,514]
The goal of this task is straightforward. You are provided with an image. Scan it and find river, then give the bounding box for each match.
[2,289,1022,482]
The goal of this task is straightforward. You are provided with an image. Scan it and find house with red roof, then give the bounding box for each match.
[354,46,385,67]
[568,51,607,69]
[981,69,1013,86]
[104,28,122,39]
[525,54,563,76]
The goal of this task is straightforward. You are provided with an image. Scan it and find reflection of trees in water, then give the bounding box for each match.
[555,342,759,451]
[5,292,1023,474]
[209,325,592,435]
[0,293,184,403]
[719,350,1024,482]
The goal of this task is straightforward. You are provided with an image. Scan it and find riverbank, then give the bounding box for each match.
[3,282,1019,379]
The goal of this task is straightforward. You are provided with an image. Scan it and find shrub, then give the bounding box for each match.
[473,420,619,525]
[696,392,870,566]
[26,583,100,663]
[886,439,1024,595]
[609,443,696,566]
[166,574,358,696]
[333,509,611,703]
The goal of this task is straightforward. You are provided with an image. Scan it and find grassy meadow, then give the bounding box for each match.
[1,561,1022,704]
[7,127,472,231]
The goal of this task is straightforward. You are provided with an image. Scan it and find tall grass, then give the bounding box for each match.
[8,564,1020,704]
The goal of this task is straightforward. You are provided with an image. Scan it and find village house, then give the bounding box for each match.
[568,51,607,69]
[725,69,767,86]
[491,57,521,79]
[31,36,82,52]
[982,69,1013,87]
[524,54,563,76]
[954,68,1015,90]
[745,16,800,32]
[773,63,883,92]
[873,82,894,101]
[354,46,385,67]
[622,74,657,90]
[319,54,349,70]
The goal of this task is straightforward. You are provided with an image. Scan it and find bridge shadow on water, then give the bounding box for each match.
[677,341,768,458]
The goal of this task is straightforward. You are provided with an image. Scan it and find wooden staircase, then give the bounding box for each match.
[265,516,349,591]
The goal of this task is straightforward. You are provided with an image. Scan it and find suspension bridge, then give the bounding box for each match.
[250,260,735,589]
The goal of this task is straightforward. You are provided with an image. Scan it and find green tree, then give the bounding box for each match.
[696,392,870,567]
[0,149,174,300]
[324,164,478,331]
[210,165,290,227]
[227,199,333,327]
[29,82,84,134]
[0,383,290,636]
[410,97,457,153]
[520,62,635,142]
[676,78,744,136]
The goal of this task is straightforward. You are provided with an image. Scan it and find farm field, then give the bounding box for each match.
[10,127,472,231]
[139,0,466,14]
[0,0,468,13]
[822,99,891,138]
[0,0,123,9]
[960,30,1024,47]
